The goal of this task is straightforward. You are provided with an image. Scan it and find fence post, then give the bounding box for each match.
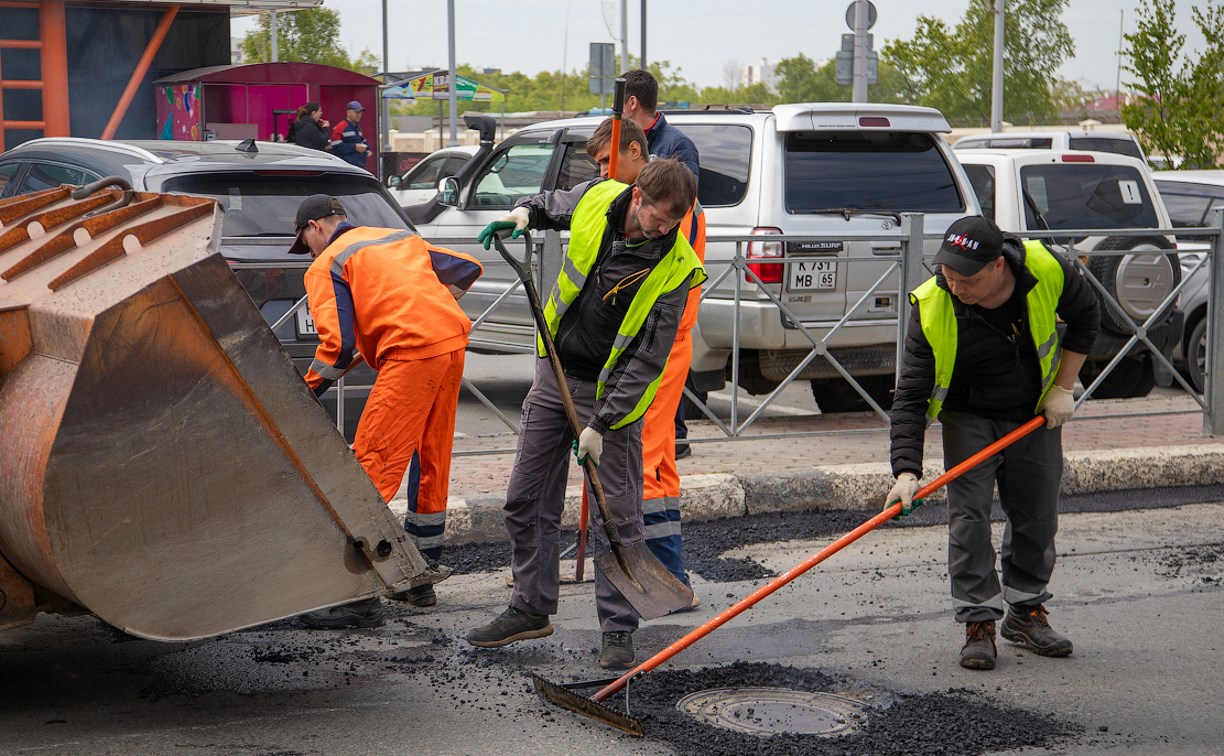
[1204,208,1224,435]
[897,213,926,384]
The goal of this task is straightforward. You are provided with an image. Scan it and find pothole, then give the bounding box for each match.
[676,687,866,737]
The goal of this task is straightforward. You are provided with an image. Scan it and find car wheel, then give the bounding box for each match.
[810,375,895,413]
[1186,317,1207,394]
[1079,354,1156,399]
[1087,236,1180,337]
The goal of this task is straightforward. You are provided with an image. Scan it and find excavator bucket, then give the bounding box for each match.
[0,183,431,640]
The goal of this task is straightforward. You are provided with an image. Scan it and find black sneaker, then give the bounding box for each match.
[959,620,997,670]
[1001,603,1074,657]
[600,631,635,670]
[390,584,436,607]
[466,606,553,648]
[300,598,386,629]
[675,443,692,460]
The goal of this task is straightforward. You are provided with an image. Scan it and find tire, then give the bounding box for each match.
[1079,355,1156,399]
[734,352,781,396]
[1186,317,1207,394]
[810,375,895,413]
[1087,236,1180,337]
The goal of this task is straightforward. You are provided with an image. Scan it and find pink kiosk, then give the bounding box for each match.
[154,62,379,167]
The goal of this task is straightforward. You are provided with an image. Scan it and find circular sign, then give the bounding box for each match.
[845,0,877,30]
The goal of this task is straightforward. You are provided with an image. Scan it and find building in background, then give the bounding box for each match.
[739,59,778,90]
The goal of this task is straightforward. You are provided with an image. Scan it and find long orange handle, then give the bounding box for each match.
[592,415,1047,703]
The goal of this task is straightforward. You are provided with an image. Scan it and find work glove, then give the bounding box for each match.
[885,472,921,517]
[572,426,604,467]
[477,207,530,249]
[1039,385,1075,429]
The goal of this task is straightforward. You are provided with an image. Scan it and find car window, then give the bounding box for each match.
[442,156,470,180]
[1069,137,1144,160]
[963,164,997,221]
[18,162,98,194]
[1020,164,1159,230]
[674,124,752,207]
[159,173,409,237]
[556,142,599,192]
[784,131,966,214]
[1158,192,1216,228]
[0,163,20,198]
[470,143,556,208]
[404,155,448,189]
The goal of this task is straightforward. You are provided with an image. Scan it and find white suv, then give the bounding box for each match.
[411,104,981,411]
[956,148,1183,398]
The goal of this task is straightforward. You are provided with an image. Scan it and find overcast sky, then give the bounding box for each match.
[236,1,1207,94]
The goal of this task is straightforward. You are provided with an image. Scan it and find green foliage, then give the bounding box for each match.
[1121,0,1224,168]
[240,9,377,73]
[883,0,1074,126]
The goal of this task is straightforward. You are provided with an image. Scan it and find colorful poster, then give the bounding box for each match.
[406,72,504,102]
[157,84,202,141]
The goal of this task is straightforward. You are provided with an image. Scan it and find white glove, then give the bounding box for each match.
[573,426,604,467]
[885,472,921,516]
[478,206,531,249]
[1039,385,1075,429]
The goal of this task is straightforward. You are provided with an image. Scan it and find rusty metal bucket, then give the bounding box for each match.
[0,183,430,640]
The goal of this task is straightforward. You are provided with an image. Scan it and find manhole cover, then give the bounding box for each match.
[676,687,867,737]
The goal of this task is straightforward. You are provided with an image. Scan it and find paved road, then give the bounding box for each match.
[2,496,1219,754]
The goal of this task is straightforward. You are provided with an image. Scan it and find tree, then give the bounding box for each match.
[883,0,1074,126]
[240,9,376,72]
[772,53,910,105]
[1121,0,1224,168]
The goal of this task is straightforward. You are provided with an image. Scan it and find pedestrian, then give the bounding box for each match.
[586,117,705,605]
[886,215,1099,670]
[329,101,370,170]
[464,159,705,670]
[623,68,701,460]
[289,195,483,628]
[287,102,329,151]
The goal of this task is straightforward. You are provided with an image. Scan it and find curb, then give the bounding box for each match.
[388,444,1224,546]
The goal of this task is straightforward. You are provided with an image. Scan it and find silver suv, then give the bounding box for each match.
[410,104,980,411]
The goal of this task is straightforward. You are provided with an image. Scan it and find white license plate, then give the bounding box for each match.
[789,259,837,291]
[296,306,317,336]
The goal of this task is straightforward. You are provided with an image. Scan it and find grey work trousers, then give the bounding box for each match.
[941,410,1062,623]
[504,358,644,633]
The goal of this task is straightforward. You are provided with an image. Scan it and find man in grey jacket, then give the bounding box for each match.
[464,160,705,670]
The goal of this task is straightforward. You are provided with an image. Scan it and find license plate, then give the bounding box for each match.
[789,259,837,291]
[296,306,317,336]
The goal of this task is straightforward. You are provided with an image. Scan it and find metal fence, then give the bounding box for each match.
[254,207,1224,450]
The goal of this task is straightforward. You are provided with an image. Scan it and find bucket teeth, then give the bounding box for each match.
[530,674,644,737]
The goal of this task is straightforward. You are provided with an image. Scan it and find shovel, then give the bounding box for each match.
[493,232,694,619]
[533,415,1048,736]
[608,78,626,181]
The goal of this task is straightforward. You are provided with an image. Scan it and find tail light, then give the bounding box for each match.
[747,227,784,284]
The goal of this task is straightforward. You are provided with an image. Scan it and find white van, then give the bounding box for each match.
[953,130,1145,162]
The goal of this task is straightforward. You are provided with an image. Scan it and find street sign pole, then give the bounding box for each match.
[852,0,868,102]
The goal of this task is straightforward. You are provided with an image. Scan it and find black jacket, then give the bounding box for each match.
[890,236,1100,477]
[288,117,329,151]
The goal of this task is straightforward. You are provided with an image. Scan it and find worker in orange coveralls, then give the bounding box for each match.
[289,194,482,628]
[587,118,706,608]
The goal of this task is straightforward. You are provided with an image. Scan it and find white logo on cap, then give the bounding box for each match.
[945,233,980,252]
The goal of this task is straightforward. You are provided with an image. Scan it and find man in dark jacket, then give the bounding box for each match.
[464,160,704,671]
[623,68,700,183]
[329,100,370,169]
[886,216,1099,671]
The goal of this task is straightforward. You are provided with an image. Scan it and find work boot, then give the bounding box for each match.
[599,631,635,670]
[959,620,997,670]
[390,583,436,607]
[1001,603,1074,657]
[466,606,553,648]
[300,597,386,629]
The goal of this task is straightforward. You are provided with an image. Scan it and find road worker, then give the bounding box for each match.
[885,216,1099,670]
[465,159,705,670]
[586,118,705,607]
[289,195,482,627]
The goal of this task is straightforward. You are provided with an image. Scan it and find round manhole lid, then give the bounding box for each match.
[676,687,867,737]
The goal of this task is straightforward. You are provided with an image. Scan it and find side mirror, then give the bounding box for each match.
[387,175,401,188]
[438,176,460,207]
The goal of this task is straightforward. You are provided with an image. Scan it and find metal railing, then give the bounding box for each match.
[234,207,1224,449]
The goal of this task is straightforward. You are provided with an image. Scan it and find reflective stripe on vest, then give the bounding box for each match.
[911,239,1064,422]
[538,180,708,429]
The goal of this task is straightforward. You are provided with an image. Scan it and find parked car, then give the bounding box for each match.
[412,104,982,412]
[1153,170,1224,393]
[953,129,1145,161]
[387,145,477,208]
[956,148,1183,398]
[0,137,416,437]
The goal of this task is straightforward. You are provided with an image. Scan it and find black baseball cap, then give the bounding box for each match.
[932,216,1004,276]
[288,195,347,254]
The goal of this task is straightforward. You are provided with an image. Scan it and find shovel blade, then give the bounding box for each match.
[596,542,694,620]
